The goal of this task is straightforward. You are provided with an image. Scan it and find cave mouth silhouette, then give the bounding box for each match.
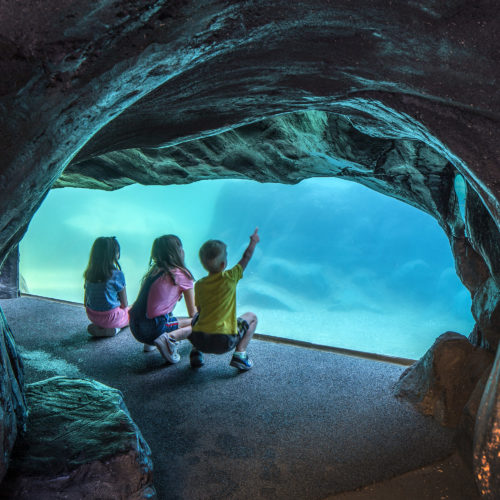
[19,176,474,360]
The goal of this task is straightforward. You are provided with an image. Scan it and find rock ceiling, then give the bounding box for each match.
[0,2,499,344]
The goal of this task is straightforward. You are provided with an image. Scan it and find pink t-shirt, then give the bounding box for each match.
[146,268,194,319]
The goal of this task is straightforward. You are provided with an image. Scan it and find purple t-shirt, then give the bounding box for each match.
[146,268,193,319]
[85,269,125,312]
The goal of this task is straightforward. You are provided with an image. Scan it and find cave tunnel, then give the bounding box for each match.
[0,1,499,498]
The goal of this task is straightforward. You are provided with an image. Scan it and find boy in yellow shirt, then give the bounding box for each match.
[189,228,259,370]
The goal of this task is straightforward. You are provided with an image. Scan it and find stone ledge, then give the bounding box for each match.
[1,376,156,500]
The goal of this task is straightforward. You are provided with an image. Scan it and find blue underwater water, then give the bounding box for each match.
[20,178,474,359]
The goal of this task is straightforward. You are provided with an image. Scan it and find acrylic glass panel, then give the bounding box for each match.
[20,178,474,359]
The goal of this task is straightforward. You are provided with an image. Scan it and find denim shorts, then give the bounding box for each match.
[130,312,179,345]
[188,317,249,354]
[155,312,179,335]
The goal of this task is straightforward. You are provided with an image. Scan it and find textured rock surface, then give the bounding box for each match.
[0,246,19,299]
[395,332,499,500]
[457,367,493,469]
[0,1,499,495]
[0,306,27,484]
[394,332,494,428]
[1,376,156,500]
[474,345,500,499]
[471,278,500,351]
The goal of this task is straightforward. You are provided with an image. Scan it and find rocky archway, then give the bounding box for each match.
[57,107,499,350]
[1,0,499,496]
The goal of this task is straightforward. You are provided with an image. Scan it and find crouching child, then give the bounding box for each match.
[189,228,260,370]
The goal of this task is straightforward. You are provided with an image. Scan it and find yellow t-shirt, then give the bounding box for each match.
[194,264,243,335]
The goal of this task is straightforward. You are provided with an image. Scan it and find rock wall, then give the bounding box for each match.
[0,306,27,483]
[0,246,19,299]
[474,345,500,498]
[395,331,500,496]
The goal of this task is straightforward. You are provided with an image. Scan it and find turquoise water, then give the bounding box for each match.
[20,178,474,359]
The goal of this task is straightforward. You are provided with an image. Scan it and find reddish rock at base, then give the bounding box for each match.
[394,332,494,428]
[473,344,500,500]
[456,368,492,469]
[1,376,156,500]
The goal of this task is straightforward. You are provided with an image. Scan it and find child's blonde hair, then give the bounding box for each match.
[199,240,227,273]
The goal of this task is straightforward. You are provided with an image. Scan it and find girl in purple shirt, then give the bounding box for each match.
[130,235,197,363]
[84,236,130,337]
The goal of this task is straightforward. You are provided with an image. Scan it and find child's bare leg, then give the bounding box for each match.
[169,324,192,342]
[235,312,257,352]
[177,317,192,328]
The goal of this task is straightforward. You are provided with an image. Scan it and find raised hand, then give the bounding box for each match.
[250,227,260,244]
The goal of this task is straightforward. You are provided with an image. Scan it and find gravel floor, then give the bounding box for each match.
[1,297,479,500]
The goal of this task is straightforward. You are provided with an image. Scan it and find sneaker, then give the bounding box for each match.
[143,343,156,352]
[87,324,119,337]
[154,333,180,364]
[190,349,205,368]
[87,324,99,336]
[101,327,120,337]
[230,353,253,371]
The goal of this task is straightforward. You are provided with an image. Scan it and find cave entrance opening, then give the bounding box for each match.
[19,177,474,360]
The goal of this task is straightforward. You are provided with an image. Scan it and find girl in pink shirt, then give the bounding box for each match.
[129,235,196,364]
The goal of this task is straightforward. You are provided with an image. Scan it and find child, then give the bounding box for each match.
[84,236,129,337]
[129,234,196,363]
[188,228,259,371]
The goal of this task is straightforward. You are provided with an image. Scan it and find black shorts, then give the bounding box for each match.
[188,317,249,354]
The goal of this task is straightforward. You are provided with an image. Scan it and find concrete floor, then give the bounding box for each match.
[1,296,480,500]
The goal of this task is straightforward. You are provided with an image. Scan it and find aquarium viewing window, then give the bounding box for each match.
[20,177,474,360]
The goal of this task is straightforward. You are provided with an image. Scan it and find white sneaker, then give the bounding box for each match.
[154,333,180,364]
[102,327,120,337]
[143,343,156,352]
